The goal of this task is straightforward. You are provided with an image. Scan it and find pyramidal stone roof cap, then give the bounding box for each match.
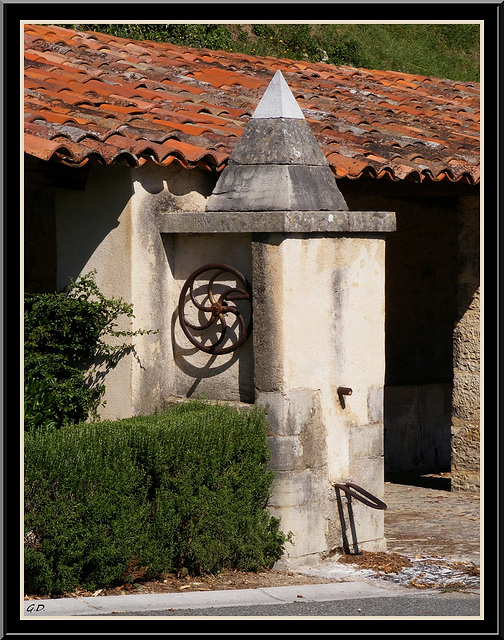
[206,71,348,212]
[252,70,305,119]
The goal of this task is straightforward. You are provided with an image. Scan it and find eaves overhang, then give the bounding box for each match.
[23,24,480,185]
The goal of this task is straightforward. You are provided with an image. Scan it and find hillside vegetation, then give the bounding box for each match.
[63,23,480,83]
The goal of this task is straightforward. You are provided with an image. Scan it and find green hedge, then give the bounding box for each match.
[24,401,287,596]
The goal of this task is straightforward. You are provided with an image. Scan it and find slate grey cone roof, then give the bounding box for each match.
[206,70,349,212]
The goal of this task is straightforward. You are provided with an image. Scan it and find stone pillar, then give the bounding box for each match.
[161,71,396,566]
[252,230,390,566]
[451,196,480,492]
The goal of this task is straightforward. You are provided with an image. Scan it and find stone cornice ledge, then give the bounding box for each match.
[158,211,396,234]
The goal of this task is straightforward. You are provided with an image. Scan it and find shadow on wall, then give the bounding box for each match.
[164,232,255,403]
[170,306,255,401]
[55,163,136,289]
[137,162,216,198]
[384,382,452,478]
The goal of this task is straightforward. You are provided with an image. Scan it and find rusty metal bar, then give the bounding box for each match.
[334,482,387,510]
[346,494,360,555]
[337,387,353,396]
[335,485,351,555]
[334,482,387,556]
[337,387,353,409]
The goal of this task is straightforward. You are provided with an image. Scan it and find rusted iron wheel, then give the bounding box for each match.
[178,263,252,355]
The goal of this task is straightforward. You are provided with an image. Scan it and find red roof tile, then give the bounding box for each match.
[24,24,480,184]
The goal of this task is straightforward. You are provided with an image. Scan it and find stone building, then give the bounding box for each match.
[23,19,480,535]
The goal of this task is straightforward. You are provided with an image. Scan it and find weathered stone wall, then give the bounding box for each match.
[451,196,480,491]
[26,152,480,496]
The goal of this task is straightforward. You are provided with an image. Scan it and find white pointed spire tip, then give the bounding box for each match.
[252,70,305,120]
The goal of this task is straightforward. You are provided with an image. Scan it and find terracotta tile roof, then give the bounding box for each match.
[24,24,480,184]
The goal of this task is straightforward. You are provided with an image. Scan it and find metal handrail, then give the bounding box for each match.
[334,482,387,510]
[334,482,387,555]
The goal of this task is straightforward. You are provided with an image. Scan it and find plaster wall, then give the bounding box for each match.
[167,233,254,403]
[56,163,136,419]
[55,162,253,419]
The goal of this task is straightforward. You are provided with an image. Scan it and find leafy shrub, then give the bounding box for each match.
[24,423,156,595]
[24,271,155,428]
[24,401,288,596]
[252,24,276,40]
[72,23,234,51]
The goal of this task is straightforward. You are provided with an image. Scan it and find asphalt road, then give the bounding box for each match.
[26,581,481,619]
[93,592,480,617]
